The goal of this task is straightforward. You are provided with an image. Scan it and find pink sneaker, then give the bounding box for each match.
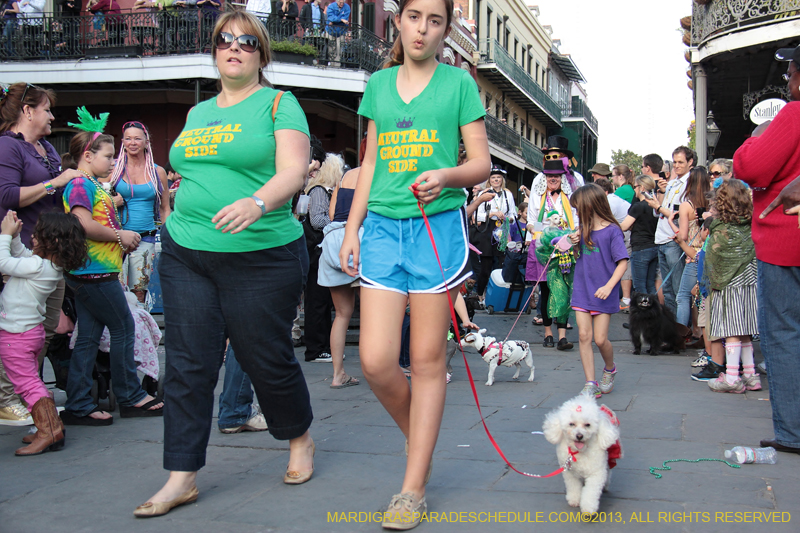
[708,374,745,394]
[743,374,762,391]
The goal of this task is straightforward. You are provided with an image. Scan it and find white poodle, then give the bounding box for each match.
[459,329,534,386]
[542,395,622,514]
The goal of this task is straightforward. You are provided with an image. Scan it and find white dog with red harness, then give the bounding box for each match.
[460,329,534,386]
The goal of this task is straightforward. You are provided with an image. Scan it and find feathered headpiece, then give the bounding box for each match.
[68,106,110,153]
[0,85,8,102]
[67,106,109,133]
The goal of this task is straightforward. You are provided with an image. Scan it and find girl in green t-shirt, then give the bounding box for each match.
[338,0,491,527]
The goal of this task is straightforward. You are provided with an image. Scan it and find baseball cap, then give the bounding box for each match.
[775,45,800,63]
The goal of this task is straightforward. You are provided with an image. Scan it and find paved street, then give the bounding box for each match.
[1,309,798,533]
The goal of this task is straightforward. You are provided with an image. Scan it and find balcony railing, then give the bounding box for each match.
[0,11,390,73]
[691,0,800,46]
[478,39,562,124]
[485,114,543,169]
[565,97,598,133]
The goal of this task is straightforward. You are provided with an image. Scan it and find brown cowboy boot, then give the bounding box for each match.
[15,397,65,456]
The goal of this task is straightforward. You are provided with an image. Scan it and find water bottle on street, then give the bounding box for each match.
[724,446,778,464]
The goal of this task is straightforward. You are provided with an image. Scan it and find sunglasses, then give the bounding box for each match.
[544,153,562,161]
[21,83,40,103]
[215,32,260,53]
[710,171,724,177]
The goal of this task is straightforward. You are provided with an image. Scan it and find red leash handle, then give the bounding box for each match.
[412,187,567,479]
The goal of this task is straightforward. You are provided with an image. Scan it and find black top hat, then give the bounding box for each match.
[543,159,567,175]
[542,135,574,159]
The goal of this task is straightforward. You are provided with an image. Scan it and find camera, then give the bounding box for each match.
[658,171,666,179]
[642,191,654,200]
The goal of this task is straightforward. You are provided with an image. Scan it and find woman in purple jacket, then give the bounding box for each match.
[0,82,82,424]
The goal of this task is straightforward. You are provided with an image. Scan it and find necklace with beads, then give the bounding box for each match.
[77,169,126,252]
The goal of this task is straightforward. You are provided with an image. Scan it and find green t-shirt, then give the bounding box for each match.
[167,87,309,252]
[358,63,485,219]
[614,184,635,204]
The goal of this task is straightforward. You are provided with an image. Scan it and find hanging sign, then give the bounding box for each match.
[750,98,786,125]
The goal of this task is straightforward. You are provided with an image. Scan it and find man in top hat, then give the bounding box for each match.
[733,43,800,455]
[589,162,613,182]
[529,135,584,197]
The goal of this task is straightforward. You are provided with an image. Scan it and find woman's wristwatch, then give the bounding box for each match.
[250,195,267,215]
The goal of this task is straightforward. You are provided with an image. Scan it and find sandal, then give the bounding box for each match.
[61,406,113,426]
[532,315,543,326]
[120,397,164,418]
[330,375,360,389]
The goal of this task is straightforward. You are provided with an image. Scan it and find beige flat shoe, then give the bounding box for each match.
[284,439,315,484]
[133,486,199,518]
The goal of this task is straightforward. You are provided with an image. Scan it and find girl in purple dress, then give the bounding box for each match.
[568,184,629,399]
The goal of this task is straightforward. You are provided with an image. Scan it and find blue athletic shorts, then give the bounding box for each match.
[360,207,472,295]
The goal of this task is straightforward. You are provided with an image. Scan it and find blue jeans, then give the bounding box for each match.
[631,247,658,295]
[676,260,698,327]
[757,260,800,447]
[657,241,685,316]
[217,345,255,430]
[64,276,147,416]
[159,226,311,471]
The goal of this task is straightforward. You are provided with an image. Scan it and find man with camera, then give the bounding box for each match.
[651,146,694,315]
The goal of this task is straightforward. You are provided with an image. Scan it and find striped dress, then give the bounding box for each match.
[709,259,758,338]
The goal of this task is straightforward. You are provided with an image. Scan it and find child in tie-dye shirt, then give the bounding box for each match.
[60,130,162,426]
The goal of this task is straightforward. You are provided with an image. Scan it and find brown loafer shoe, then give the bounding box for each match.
[133,486,199,518]
[284,439,315,484]
[760,439,800,454]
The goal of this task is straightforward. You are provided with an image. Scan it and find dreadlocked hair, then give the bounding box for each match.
[108,122,163,221]
[570,183,620,251]
[32,213,88,272]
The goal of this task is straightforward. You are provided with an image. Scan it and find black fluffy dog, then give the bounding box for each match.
[628,292,685,355]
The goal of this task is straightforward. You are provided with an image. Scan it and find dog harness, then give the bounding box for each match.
[480,342,504,363]
[599,405,622,469]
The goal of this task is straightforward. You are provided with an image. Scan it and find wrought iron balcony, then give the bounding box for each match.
[0,11,390,74]
[564,97,598,134]
[485,114,543,170]
[478,39,562,127]
[691,0,800,46]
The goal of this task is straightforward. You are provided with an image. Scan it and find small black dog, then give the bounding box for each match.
[628,292,685,355]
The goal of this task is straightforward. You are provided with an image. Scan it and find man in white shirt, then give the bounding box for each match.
[245,0,271,20]
[652,146,695,315]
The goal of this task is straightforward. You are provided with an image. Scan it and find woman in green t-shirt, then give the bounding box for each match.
[135,10,315,518]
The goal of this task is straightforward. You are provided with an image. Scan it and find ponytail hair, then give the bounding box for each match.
[382,0,455,69]
[0,82,57,134]
[61,131,114,170]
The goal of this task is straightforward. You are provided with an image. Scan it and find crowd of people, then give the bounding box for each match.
[1,2,799,530]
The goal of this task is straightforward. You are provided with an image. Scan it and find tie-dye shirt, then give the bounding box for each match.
[63,177,123,274]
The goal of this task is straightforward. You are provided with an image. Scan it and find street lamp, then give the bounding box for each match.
[706,112,721,158]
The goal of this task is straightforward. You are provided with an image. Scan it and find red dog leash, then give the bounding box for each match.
[412,185,573,478]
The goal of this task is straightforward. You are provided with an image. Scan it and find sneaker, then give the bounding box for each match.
[691,352,710,367]
[619,300,630,313]
[580,382,601,399]
[0,403,33,426]
[306,352,332,363]
[757,361,767,375]
[752,334,760,342]
[557,337,573,351]
[382,492,427,530]
[691,360,723,381]
[743,374,762,391]
[219,407,269,434]
[708,374,745,394]
[599,367,617,394]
